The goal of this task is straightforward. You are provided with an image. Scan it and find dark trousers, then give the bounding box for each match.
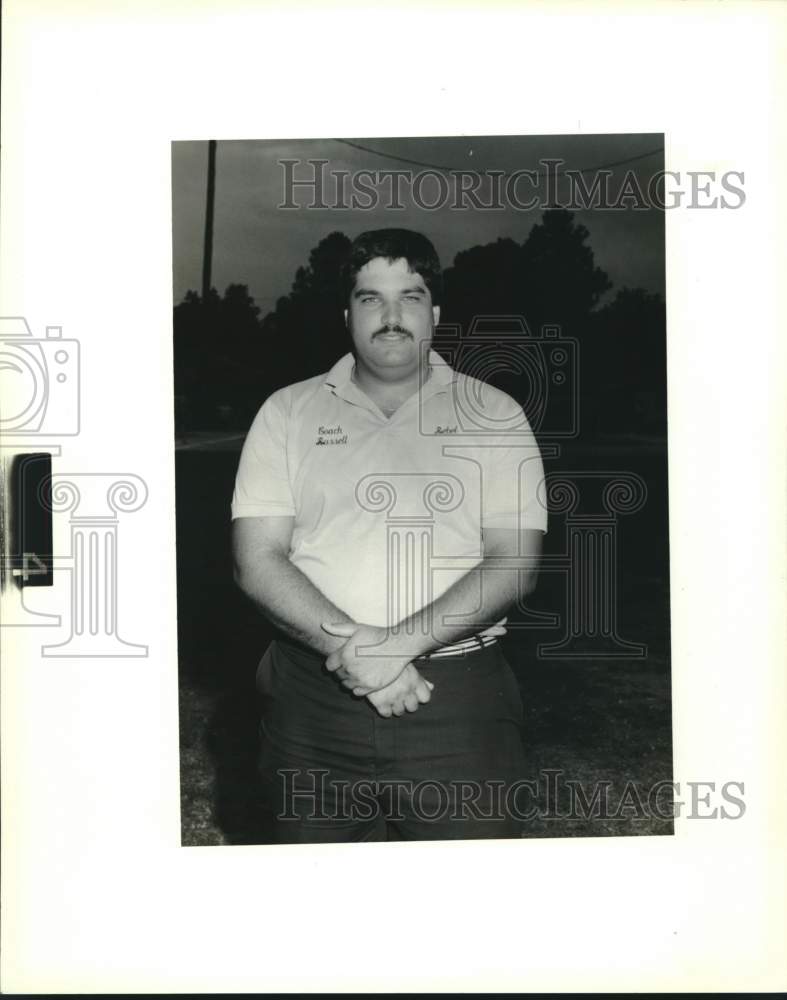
[256,638,529,843]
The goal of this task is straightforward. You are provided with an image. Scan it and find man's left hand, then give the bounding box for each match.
[322,622,410,695]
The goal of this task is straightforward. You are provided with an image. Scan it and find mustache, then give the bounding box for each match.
[372,325,413,339]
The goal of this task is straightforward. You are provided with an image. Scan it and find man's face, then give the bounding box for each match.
[344,257,440,380]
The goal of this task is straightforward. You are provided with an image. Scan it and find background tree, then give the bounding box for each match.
[519,208,612,330]
[173,214,666,443]
[259,231,352,389]
[440,209,615,437]
[586,286,667,436]
[174,283,263,431]
[442,209,612,336]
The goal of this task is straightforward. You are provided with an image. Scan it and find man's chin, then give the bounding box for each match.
[362,351,421,379]
[372,342,416,362]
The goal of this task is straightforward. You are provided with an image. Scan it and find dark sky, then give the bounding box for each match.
[171,134,665,313]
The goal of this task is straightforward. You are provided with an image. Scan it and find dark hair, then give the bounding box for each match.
[342,228,443,305]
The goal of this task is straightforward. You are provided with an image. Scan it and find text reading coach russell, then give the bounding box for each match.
[231,229,547,842]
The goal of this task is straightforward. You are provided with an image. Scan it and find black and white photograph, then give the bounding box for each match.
[2,1,785,993]
[173,135,675,845]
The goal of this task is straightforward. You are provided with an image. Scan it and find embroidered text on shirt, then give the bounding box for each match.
[316,424,348,446]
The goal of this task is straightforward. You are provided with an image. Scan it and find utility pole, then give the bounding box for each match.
[201,139,217,302]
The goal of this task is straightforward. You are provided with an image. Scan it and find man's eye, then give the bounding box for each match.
[360,296,379,304]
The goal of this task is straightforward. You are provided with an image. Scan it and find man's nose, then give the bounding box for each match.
[381,299,402,325]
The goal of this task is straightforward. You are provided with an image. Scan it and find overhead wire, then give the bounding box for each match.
[333,138,664,178]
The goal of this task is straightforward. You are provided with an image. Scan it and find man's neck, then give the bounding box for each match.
[351,360,428,413]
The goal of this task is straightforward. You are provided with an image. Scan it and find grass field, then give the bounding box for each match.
[176,435,672,845]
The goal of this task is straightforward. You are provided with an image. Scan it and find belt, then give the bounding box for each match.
[416,634,498,660]
[278,632,498,663]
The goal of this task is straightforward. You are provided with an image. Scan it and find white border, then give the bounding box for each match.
[2,0,785,992]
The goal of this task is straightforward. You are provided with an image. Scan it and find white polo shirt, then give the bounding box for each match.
[231,349,547,630]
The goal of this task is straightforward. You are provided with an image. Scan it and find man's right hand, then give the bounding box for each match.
[366,663,434,719]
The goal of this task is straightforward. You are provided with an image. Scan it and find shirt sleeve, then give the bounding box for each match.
[230,390,296,519]
[480,401,548,533]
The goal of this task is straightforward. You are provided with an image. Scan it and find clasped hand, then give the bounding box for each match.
[321,618,508,718]
[322,623,411,695]
[321,622,433,718]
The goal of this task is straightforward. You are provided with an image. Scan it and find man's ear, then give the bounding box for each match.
[343,308,348,326]
[432,305,440,326]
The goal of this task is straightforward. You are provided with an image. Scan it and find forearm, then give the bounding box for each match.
[400,541,541,657]
[234,550,352,656]
[405,561,522,656]
[326,556,536,695]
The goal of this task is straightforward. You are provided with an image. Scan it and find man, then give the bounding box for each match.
[231,228,547,842]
